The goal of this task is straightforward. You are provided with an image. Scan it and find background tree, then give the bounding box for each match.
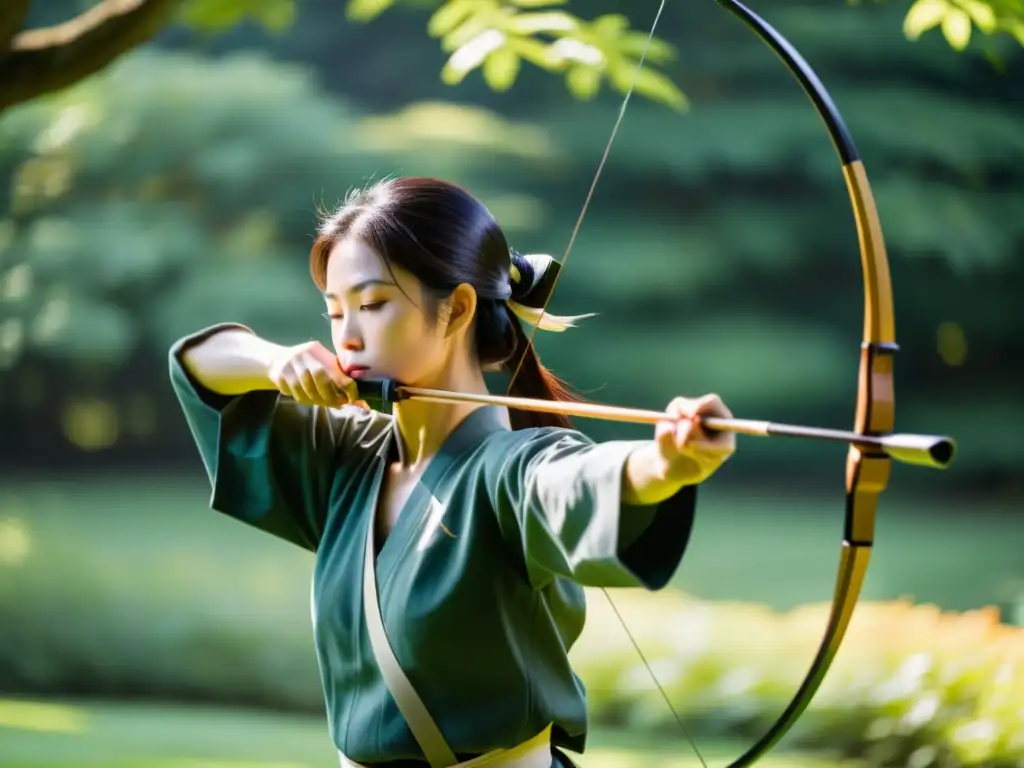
[1,0,1021,491]
[2,0,1023,115]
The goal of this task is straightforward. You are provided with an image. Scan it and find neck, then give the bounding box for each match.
[392,356,508,469]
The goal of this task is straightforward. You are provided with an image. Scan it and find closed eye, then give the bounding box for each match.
[323,302,385,321]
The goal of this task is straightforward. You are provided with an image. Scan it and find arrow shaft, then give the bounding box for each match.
[354,382,953,469]
[394,385,923,452]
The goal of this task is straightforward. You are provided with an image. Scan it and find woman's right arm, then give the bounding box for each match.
[178,327,281,396]
[180,325,357,406]
[169,323,369,552]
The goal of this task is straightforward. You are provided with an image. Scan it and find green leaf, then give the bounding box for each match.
[253,0,296,33]
[483,47,521,91]
[508,37,564,70]
[903,0,949,40]
[616,31,677,64]
[1008,19,1024,46]
[345,0,397,23]
[942,7,973,48]
[440,15,493,52]
[441,29,506,82]
[427,0,477,38]
[959,0,998,33]
[507,0,568,7]
[178,0,246,31]
[590,13,630,38]
[565,65,601,100]
[506,11,578,35]
[627,67,688,112]
[440,61,470,85]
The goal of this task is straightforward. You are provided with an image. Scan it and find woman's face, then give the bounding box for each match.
[323,237,456,386]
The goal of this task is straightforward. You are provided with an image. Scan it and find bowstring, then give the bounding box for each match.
[505,0,668,391]
[504,2,710,766]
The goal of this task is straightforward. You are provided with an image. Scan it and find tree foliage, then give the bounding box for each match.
[0,0,1021,487]
[899,0,1024,50]
[2,0,1023,116]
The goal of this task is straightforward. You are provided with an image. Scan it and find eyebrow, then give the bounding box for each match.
[323,279,396,299]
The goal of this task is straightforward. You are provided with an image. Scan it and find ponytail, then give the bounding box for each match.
[473,249,593,430]
[503,305,587,431]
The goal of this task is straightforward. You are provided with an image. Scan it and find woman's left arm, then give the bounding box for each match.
[623,393,736,506]
[488,392,735,592]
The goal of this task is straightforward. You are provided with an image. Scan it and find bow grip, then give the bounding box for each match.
[355,378,403,410]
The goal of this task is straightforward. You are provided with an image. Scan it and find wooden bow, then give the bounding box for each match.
[354,0,957,764]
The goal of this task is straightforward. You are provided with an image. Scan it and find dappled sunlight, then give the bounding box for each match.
[62,397,120,451]
[0,699,87,734]
[355,101,556,159]
[33,104,101,155]
[11,155,75,214]
[937,321,968,367]
[479,193,549,234]
[0,317,23,369]
[0,515,31,567]
[1,262,31,301]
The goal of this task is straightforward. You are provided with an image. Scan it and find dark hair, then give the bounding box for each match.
[310,177,591,430]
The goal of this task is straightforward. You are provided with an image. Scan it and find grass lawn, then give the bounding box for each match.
[0,477,1016,768]
[2,474,1021,613]
[0,698,857,768]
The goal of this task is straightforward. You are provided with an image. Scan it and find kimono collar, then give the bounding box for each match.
[385,405,509,467]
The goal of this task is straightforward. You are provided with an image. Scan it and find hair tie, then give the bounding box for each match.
[506,248,595,333]
[509,249,557,307]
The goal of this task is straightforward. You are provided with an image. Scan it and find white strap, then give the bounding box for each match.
[363,513,458,768]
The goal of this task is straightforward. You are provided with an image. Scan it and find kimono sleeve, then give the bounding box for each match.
[489,428,697,591]
[169,323,365,552]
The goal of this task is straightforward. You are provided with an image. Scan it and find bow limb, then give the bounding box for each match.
[504,0,896,764]
[714,1,895,765]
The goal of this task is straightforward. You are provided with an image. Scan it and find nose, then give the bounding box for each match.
[339,334,363,353]
[335,317,363,352]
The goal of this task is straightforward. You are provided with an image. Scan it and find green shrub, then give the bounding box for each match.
[571,589,1024,766]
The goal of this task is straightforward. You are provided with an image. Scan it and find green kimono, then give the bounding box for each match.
[170,324,697,767]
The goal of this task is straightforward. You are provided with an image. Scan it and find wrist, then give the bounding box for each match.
[623,442,697,506]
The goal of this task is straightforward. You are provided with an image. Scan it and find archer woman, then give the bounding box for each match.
[170,176,736,768]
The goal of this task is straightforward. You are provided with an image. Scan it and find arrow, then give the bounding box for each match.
[354,380,956,470]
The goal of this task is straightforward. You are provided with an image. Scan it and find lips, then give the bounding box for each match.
[343,365,370,379]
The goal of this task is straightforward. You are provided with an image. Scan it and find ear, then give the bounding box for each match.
[444,282,478,338]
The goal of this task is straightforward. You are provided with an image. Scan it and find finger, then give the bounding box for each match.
[285,363,319,405]
[313,348,354,394]
[300,368,335,407]
[655,419,676,452]
[694,393,732,420]
[309,367,341,406]
[665,397,696,420]
[307,345,355,398]
[275,368,302,402]
[340,377,359,406]
[674,417,696,450]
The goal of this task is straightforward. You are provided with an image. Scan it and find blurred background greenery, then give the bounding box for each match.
[0,1,1022,766]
